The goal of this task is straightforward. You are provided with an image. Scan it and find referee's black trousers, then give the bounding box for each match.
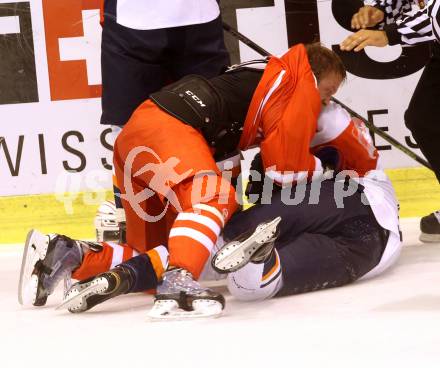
[405,42,440,183]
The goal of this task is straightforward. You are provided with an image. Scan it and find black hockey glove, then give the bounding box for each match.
[314,146,342,173]
[245,153,264,200]
[245,153,279,204]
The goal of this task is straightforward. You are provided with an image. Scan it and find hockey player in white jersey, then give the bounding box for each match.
[211,102,402,301]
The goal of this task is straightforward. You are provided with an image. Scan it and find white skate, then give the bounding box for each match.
[212,216,281,273]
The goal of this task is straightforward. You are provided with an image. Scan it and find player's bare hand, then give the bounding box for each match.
[351,6,384,29]
[339,30,389,52]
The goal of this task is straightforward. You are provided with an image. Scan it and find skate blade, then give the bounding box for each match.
[147,299,223,321]
[18,230,50,305]
[212,216,281,273]
[56,277,108,312]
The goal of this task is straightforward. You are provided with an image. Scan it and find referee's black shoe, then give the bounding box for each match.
[420,211,440,243]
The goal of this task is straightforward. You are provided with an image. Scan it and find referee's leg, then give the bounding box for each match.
[405,43,440,182]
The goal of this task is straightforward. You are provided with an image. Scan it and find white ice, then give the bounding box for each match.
[1,218,440,368]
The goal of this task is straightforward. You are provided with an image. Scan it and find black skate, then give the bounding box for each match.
[148,268,225,320]
[56,266,134,313]
[18,230,83,306]
[420,211,440,243]
[212,216,281,273]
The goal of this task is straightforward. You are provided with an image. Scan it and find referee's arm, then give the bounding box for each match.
[384,5,436,46]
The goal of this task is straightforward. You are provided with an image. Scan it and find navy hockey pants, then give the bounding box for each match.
[223,180,389,296]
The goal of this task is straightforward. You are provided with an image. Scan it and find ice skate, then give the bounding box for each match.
[95,200,127,243]
[18,229,83,306]
[94,200,119,242]
[148,268,225,320]
[212,216,281,273]
[56,266,134,313]
[419,211,440,243]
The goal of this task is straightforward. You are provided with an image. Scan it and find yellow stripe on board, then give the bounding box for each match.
[0,167,439,244]
[386,167,440,218]
[0,191,114,244]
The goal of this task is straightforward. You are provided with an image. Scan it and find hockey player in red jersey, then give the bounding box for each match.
[18,101,400,315]
[96,0,231,244]
[18,43,346,318]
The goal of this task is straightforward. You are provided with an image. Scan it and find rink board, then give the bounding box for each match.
[0,0,435,197]
[1,0,439,244]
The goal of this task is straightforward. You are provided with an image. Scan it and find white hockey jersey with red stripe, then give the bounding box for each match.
[314,102,402,279]
[310,101,379,175]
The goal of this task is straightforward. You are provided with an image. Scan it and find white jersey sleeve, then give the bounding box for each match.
[312,102,379,176]
[355,171,402,280]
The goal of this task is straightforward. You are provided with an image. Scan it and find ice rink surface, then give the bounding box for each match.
[1,218,440,368]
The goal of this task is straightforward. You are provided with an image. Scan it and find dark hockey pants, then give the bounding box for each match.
[223,180,388,297]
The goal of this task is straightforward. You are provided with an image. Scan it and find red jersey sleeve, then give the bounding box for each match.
[260,79,323,185]
[258,47,323,185]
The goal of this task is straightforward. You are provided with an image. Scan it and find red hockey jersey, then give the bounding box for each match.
[239,43,378,181]
[239,44,322,185]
